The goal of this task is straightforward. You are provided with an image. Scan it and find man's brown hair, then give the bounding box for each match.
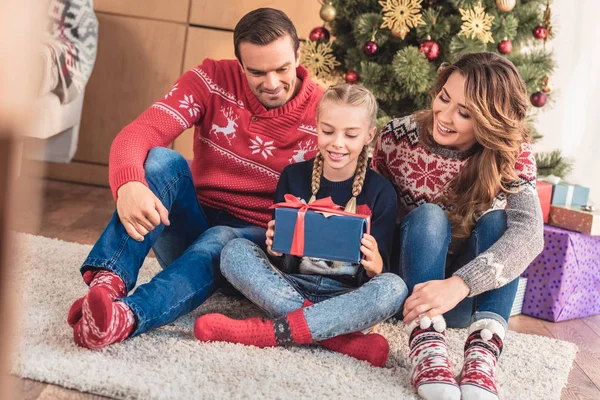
[233,8,299,64]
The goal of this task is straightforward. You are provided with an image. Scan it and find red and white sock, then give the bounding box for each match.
[302,299,390,367]
[406,315,461,400]
[194,308,313,348]
[73,286,136,349]
[459,319,505,400]
[68,269,127,327]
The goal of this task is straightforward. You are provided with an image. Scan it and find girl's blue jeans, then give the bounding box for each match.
[220,238,408,341]
[80,147,266,336]
[397,204,519,330]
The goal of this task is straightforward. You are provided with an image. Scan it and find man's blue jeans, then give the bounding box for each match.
[220,238,408,341]
[397,204,519,330]
[81,148,266,336]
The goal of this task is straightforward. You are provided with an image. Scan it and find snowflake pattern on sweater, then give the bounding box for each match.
[372,115,537,222]
[109,59,323,228]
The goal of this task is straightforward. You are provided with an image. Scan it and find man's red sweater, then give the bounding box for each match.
[109,59,323,228]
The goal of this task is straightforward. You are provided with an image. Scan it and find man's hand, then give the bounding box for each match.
[116,181,170,241]
[402,276,470,325]
[360,233,383,277]
[265,220,282,257]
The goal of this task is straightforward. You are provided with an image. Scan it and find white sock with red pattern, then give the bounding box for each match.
[406,315,461,400]
[459,319,505,400]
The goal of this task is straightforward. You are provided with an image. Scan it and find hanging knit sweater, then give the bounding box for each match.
[371,115,544,297]
[109,59,323,228]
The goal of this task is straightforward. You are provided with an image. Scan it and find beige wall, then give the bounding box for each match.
[44,1,321,186]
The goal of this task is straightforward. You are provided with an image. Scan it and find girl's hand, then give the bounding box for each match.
[402,276,470,325]
[360,233,383,277]
[266,220,282,257]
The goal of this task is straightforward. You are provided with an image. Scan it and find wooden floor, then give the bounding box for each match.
[9,178,600,399]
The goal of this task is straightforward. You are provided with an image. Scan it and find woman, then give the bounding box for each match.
[372,52,544,400]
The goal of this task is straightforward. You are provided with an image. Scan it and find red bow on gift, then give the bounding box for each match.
[269,194,370,257]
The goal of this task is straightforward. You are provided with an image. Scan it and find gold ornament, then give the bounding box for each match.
[379,0,426,40]
[541,75,553,93]
[391,26,410,39]
[459,2,495,44]
[319,2,336,22]
[300,40,341,81]
[496,0,516,12]
[542,0,554,41]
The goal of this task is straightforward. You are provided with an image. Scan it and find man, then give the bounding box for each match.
[68,8,323,349]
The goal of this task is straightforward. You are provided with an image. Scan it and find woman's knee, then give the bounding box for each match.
[401,204,451,242]
[472,210,507,252]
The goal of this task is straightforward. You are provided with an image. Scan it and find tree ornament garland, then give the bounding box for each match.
[530,91,547,107]
[345,70,360,84]
[300,40,340,80]
[379,0,426,40]
[309,26,330,42]
[459,3,495,44]
[319,1,336,22]
[496,0,516,13]
[497,39,512,54]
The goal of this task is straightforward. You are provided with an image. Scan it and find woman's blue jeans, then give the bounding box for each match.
[220,238,408,341]
[80,148,266,336]
[397,204,519,330]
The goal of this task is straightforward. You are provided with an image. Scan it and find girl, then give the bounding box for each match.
[372,52,544,399]
[194,84,407,367]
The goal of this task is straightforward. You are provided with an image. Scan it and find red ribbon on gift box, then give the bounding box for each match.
[269,194,371,257]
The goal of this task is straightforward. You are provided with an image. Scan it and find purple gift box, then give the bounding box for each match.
[521,225,600,322]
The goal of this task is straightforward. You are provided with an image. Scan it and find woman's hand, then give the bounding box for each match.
[360,233,383,277]
[265,220,282,257]
[403,276,470,325]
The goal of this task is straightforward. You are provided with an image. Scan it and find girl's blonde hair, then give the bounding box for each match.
[310,83,378,213]
[414,52,530,239]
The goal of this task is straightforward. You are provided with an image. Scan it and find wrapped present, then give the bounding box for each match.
[510,277,528,316]
[536,180,552,223]
[551,182,590,207]
[270,195,371,263]
[549,205,600,236]
[520,225,600,322]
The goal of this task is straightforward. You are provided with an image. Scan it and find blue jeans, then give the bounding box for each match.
[397,204,519,330]
[220,238,408,341]
[81,148,266,335]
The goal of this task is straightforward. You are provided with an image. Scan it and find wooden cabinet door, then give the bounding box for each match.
[189,0,322,39]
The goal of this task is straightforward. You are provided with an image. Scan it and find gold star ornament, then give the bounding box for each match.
[300,40,341,81]
[459,2,495,44]
[379,0,426,40]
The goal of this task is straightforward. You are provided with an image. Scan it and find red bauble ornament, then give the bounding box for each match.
[345,70,360,84]
[498,39,512,54]
[530,91,547,107]
[532,26,548,40]
[363,41,379,56]
[419,40,440,61]
[309,26,330,42]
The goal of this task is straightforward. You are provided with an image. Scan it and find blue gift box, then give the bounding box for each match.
[271,207,369,263]
[551,183,590,207]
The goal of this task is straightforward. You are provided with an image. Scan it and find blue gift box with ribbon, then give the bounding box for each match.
[270,195,370,263]
[551,183,590,207]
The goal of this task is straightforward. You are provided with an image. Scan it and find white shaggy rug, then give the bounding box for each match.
[10,234,577,399]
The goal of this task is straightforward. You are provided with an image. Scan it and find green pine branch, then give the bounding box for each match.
[536,149,574,178]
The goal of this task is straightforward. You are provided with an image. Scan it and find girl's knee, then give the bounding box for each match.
[220,238,255,278]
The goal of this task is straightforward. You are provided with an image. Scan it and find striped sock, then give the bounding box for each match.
[407,315,460,400]
[459,319,505,400]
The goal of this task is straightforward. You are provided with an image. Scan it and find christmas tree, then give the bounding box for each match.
[301,0,571,177]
